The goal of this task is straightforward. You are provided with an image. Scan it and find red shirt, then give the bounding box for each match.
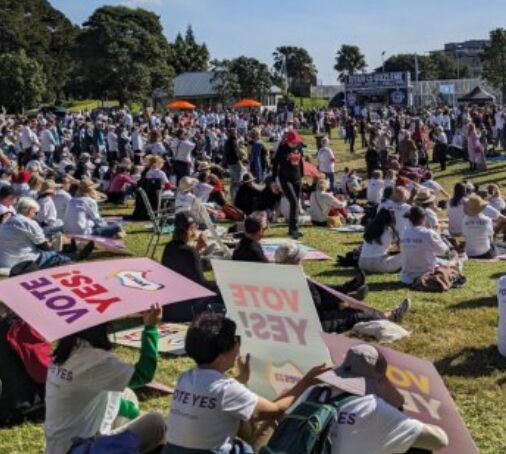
[108,173,137,193]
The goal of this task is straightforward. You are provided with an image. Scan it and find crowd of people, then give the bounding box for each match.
[1,100,504,453]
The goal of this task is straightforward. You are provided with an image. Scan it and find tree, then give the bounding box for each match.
[273,46,317,96]
[74,6,174,105]
[482,28,506,101]
[170,26,210,75]
[334,45,367,82]
[0,50,47,112]
[0,0,78,102]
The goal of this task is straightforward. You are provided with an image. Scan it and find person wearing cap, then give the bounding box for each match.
[163,313,330,454]
[44,305,167,454]
[64,178,124,238]
[0,197,94,270]
[399,206,452,285]
[232,215,269,263]
[462,195,496,259]
[272,129,305,239]
[36,180,65,235]
[234,173,262,216]
[300,344,448,453]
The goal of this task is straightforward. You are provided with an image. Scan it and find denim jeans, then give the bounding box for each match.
[93,223,121,238]
[324,172,336,192]
[36,250,75,269]
[228,164,243,201]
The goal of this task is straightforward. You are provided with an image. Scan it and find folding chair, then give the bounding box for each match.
[137,187,175,258]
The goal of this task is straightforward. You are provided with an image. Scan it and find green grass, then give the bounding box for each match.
[1,131,506,453]
[65,99,120,113]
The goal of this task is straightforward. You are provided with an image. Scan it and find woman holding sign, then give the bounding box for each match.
[163,313,331,454]
[44,304,166,454]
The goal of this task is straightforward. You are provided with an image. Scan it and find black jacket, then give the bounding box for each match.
[272,143,304,182]
[161,240,210,288]
[223,138,241,166]
[232,236,268,263]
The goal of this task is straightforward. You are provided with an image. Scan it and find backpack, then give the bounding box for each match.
[260,387,356,454]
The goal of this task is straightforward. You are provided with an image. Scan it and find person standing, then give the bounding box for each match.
[40,120,57,166]
[317,137,336,191]
[223,128,243,201]
[272,130,304,239]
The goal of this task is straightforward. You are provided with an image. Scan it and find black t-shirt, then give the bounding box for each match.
[232,236,268,263]
[272,143,304,182]
[161,240,209,288]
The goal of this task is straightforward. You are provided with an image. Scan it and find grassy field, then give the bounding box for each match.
[1,132,506,453]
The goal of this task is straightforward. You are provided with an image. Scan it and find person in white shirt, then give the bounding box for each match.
[45,305,166,454]
[54,176,74,220]
[163,313,329,454]
[40,120,58,165]
[448,182,468,236]
[413,189,439,232]
[487,184,506,213]
[314,344,448,454]
[462,195,496,259]
[106,126,119,162]
[131,124,145,164]
[421,172,449,201]
[172,130,196,184]
[379,186,411,236]
[384,169,397,190]
[309,178,346,226]
[317,137,336,191]
[20,119,40,160]
[366,170,385,205]
[36,180,64,235]
[359,208,401,273]
[400,207,450,285]
[145,154,171,189]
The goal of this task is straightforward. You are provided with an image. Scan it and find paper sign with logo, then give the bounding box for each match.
[212,260,330,400]
[0,258,214,342]
[112,323,188,355]
[320,333,479,454]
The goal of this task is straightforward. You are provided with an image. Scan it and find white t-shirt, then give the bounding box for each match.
[425,208,439,231]
[54,190,72,220]
[44,342,134,454]
[317,147,335,173]
[173,139,196,163]
[379,200,410,236]
[63,196,101,235]
[400,224,448,284]
[448,198,467,235]
[367,179,385,204]
[309,191,345,223]
[167,368,258,451]
[36,195,60,226]
[146,168,169,187]
[483,204,501,221]
[462,213,494,257]
[360,228,394,258]
[422,180,443,197]
[489,195,506,212]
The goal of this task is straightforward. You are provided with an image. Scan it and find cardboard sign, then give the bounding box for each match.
[0,258,214,341]
[320,333,478,454]
[260,239,330,262]
[112,323,188,355]
[212,260,330,399]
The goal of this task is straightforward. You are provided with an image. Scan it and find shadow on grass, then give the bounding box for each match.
[366,281,406,292]
[315,268,358,278]
[435,345,506,378]
[451,295,497,310]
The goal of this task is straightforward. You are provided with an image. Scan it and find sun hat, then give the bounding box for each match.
[284,130,303,147]
[78,178,100,198]
[198,161,211,172]
[391,186,409,203]
[329,344,404,408]
[39,180,60,195]
[464,194,488,216]
[413,189,436,206]
[178,176,198,193]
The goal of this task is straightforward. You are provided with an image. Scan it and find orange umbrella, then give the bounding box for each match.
[166,100,196,110]
[303,161,322,179]
[234,98,262,108]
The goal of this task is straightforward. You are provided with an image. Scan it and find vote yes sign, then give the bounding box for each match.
[0,258,214,341]
[212,260,330,399]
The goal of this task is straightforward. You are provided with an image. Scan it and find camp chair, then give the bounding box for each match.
[136,187,175,258]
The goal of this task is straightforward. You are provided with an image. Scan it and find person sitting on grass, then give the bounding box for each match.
[366,170,385,206]
[487,183,506,213]
[359,208,401,274]
[36,180,65,236]
[274,242,410,333]
[44,305,166,454]
[448,182,469,236]
[234,173,263,216]
[309,178,347,227]
[462,194,496,259]
[163,313,330,454]
[232,215,269,263]
[107,164,138,204]
[0,197,94,270]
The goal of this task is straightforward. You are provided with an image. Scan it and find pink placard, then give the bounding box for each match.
[0,258,214,341]
[66,234,127,253]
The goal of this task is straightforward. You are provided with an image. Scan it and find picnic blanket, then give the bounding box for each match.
[111,323,188,355]
[330,225,365,233]
[260,239,330,262]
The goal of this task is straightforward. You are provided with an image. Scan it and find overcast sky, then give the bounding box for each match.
[51,0,505,84]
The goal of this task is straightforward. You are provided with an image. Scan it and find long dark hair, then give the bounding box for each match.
[52,323,112,365]
[450,182,467,207]
[364,208,397,245]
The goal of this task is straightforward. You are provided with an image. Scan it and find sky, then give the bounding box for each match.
[51,0,506,84]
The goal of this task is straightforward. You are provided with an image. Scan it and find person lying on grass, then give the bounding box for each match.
[163,313,331,454]
[44,304,166,454]
[274,242,410,333]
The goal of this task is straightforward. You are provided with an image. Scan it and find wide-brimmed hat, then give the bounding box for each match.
[178,176,198,193]
[39,180,60,195]
[413,189,436,206]
[330,344,404,408]
[464,194,488,216]
[391,186,409,203]
[198,161,211,172]
[78,178,99,195]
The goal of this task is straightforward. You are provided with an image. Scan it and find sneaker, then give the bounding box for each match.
[290,230,304,240]
[77,241,95,261]
[391,298,412,323]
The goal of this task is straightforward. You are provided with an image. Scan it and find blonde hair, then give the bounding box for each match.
[317,178,330,192]
[488,184,501,198]
[17,197,40,214]
[28,174,43,191]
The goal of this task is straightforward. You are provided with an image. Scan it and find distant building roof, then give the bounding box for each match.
[173,72,218,98]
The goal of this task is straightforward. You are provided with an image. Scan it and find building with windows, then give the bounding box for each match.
[432,40,489,78]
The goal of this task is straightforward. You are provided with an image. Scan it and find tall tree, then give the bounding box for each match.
[0,50,47,112]
[273,46,317,96]
[74,6,174,105]
[482,28,506,101]
[334,45,367,82]
[0,0,78,102]
[170,25,210,74]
